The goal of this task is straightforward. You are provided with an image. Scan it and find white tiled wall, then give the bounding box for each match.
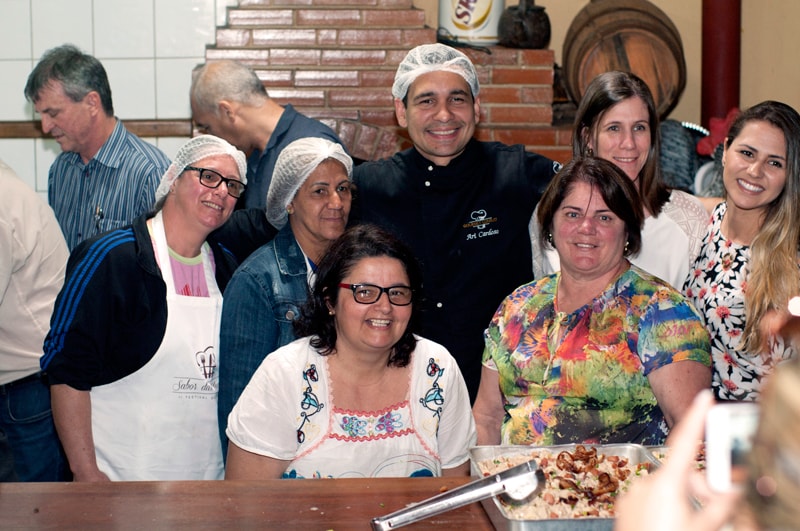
[0,0,237,198]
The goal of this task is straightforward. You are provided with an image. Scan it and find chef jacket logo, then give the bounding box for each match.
[463,209,499,240]
[196,346,216,379]
[470,209,488,229]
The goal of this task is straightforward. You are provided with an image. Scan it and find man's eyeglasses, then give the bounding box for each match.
[338,283,413,306]
[185,166,247,199]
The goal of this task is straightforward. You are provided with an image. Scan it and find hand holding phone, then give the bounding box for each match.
[616,390,740,531]
[705,402,760,492]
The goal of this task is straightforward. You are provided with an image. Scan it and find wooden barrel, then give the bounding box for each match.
[562,0,686,119]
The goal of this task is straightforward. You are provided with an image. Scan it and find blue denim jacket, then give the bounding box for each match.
[218,225,309,450]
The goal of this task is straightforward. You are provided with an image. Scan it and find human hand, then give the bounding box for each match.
[760,299,800,348]
[614,390,739,531]
[72,466,111,482]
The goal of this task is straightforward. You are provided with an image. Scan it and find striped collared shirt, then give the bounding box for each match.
[47,119,170,250]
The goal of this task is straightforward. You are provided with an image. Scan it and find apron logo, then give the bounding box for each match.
[195,346,217,379]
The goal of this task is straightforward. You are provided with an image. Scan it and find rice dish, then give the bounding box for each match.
[476,445,650,519]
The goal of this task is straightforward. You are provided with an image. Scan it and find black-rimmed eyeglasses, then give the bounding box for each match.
[338,283,413,306]
[185,166,247,199]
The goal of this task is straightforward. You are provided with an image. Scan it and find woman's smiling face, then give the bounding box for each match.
[588,96,651,185]
[332,256,412,358]
[722,120,788,215]
[552,181,628,282]
[171,154,240,232]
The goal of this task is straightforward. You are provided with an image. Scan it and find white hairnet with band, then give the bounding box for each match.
[391,43,480,100]
[266,137,353,229]
[154,134,247,202]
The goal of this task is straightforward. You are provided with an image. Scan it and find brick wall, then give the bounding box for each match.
[206,0,572,163]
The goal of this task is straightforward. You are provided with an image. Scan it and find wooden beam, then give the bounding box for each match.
[0,119,193,139]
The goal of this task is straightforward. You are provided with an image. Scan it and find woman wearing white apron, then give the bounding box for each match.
[43,135,247,481]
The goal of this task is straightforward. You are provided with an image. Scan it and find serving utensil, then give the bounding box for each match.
[370,458,544,530]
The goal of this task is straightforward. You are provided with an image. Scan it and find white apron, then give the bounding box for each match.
[91,212,224,480]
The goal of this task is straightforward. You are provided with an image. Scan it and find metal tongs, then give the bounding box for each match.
[370,458,544,530]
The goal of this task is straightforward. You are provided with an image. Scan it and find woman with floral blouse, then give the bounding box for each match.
[473,157,711,447]
[684,101,800,401]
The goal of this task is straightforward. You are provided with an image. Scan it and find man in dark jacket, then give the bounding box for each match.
[352,44,561,401]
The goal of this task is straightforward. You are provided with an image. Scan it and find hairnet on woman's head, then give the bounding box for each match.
[391,43,480,100]
[155,134,247,202]
[266,138,353,229]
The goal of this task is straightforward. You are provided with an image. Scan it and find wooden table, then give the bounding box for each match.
[0,477,494,530]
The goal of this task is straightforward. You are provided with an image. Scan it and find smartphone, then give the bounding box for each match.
[705,402,760,492]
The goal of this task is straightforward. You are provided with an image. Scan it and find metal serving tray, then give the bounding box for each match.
[469,444,661,531]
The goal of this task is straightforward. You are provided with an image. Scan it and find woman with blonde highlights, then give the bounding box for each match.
[684,101,800,401]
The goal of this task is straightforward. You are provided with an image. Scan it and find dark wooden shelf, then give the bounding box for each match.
[0,119,192,139]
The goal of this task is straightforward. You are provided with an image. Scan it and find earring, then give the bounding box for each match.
[286,206,294,214]
[587,147,594,157]
[624,240,629,253]
[328,309,335,316]
[547,233,553,244]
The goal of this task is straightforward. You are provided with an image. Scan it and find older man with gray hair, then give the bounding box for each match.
[351,43,561,402]
[24,44,170,251]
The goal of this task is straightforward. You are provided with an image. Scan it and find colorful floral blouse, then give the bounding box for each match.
[483,265,711,446]
[683,202,797,401]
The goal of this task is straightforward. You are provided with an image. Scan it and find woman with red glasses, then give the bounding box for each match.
[225,224,476,479]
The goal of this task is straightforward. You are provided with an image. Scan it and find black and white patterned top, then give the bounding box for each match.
[684,202,796,401]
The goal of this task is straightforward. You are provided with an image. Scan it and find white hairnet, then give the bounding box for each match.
[155,134,247,202]
[391,43,480,100]
[266,138,353,229]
